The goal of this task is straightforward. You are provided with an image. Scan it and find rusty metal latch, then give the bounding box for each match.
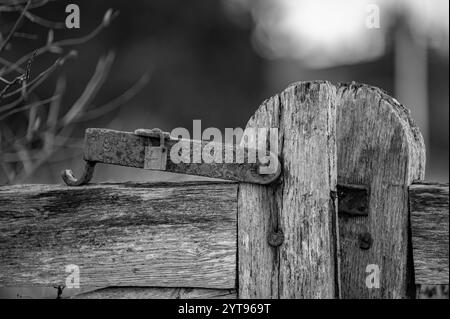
[337,184,369,217]
[61,128,281,186]
[135,128,169,171]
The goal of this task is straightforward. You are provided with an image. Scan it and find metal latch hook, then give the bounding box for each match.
[61,127,282,186]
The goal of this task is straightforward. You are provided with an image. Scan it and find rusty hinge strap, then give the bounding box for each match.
[61,128,281,186]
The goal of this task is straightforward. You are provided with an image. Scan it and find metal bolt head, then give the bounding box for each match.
[268,230,284,247]
[358,232,373,250]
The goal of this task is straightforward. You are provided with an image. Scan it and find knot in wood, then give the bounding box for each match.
[268,230,284,247]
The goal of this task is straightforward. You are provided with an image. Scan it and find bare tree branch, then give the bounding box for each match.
[0,50,35,98]
[0,0,31,53]
[0,95,57,121]
[0,9,119,76]
[1,50,74,99]
[0,4,147,185]
[23,11,65,29]
[74,73,150,122]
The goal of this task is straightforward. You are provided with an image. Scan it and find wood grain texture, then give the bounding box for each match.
[336,82,426,298]
[416,284,449,299]
[0,181,237,289]
[410,182,449,285]
[71,287,236,299]
[238,81,338,298]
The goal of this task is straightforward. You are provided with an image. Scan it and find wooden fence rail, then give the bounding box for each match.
[410,182,449,286]
[0,81,448,299]
[0,182,237,290]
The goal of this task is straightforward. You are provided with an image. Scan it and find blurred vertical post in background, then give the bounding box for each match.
[234,0,448,181]
[395,20,429,157]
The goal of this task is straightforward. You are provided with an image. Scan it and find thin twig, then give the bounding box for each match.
[0,0,54,12]
[0,74,23,97]
[0,95,57,121]
[0,9,119,76]
[12,32,38,40]
[0,0,32,53]
[0,5,135,185]
[0,76,12,84]
[1,50,74,99]
[0,90,25,113]
[43,75,65,153]
[0,56,25,74]
[0,51,36,98]
[23,11,65,29]
[46,76,65,130]
[62,51,115,125]
[75,73,150,122]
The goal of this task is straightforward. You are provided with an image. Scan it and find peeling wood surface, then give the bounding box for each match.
[238,81,339,298]
[0,181,237,289]
[410,182,449,285]
[71,287,236,299]
[336,83,426,298]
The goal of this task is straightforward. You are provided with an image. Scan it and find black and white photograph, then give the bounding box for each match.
[0,0,448,306]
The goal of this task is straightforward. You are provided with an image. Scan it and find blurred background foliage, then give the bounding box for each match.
[0,0,448,186]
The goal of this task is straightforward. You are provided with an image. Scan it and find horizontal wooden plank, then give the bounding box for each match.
[71,287,236,299]
[410,182,449,285]
[416,284,449,299]
[0,181,238,289]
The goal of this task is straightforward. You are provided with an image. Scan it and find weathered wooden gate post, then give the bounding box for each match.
[336,83,426,298]
[238,81,339,298]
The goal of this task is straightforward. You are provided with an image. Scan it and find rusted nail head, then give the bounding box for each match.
[358,232,373,250]
[268,230,284,247]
